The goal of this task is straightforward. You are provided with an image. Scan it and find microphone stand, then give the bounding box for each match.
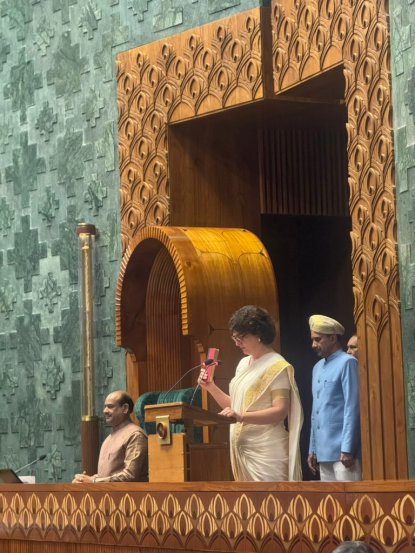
[189,360,220,406]
[15,454,47,474]
[158,359,213,403]
[189,383,201,407]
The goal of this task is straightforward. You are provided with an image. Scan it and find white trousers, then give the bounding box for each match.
[319,460,362,481]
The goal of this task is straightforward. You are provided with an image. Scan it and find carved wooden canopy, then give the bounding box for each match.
[116,1,406,479]
[116,226,278,397]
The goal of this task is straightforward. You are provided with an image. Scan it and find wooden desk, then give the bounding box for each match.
[0,481,415,552]
[145,402,235,482]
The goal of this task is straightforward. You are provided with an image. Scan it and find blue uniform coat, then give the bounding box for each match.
[309,349,361,462]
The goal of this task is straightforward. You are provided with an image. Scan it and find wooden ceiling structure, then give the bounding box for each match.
[115,0,407,481]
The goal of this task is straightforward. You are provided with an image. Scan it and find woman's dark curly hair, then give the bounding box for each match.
[228,305,276,345]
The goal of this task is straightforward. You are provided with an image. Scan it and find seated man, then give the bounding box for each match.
[73,390,148,483]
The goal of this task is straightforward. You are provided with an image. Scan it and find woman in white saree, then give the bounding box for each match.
[198,305,303,481]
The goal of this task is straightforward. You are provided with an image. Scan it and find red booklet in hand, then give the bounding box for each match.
[205,348,219,382]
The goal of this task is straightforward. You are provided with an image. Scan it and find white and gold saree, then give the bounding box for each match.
[229,352,303,481]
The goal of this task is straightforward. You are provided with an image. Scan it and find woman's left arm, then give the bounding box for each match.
[220,398,289,425]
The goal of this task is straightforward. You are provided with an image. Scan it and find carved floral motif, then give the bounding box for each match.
[0,488,414,552]
[117,10,265,253]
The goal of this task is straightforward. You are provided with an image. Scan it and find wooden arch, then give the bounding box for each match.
[116,1,407,478]
[116,226,278,397]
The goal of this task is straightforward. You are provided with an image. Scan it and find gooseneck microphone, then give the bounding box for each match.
[159,359,214,403]
[189,359,220,406]
[15,454,47,474]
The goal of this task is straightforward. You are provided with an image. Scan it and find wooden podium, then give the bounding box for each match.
[144,402,235,482]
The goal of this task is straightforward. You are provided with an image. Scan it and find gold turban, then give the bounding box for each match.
[309,314,345,336]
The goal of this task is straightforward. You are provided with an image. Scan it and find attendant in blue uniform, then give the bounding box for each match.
[308,314,361,481]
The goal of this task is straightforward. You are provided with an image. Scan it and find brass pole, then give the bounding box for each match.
[76,223,99,476]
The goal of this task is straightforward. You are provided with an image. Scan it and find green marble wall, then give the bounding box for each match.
[0,0,266,482]
[390,0,415,477]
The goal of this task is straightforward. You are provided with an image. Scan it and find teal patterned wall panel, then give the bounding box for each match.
[390,0,415,477]
[0,0,264,482]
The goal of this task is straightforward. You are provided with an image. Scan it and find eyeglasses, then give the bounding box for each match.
[231,333,246,344]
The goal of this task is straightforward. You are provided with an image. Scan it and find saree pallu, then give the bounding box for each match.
[229,352,303,481]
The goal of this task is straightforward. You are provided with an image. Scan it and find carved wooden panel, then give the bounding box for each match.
[272,0,344,90]
[271,0,406,480]
[1,483,415,552]
[117,8,268,254]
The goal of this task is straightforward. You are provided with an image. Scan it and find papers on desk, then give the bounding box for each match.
[19,475,36,484]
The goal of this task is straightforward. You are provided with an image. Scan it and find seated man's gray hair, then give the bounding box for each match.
[334,541,374,553]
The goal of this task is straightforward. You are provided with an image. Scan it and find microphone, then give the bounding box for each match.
[189,359,220,406]
[15,454,47,474]
[159,359,214,403]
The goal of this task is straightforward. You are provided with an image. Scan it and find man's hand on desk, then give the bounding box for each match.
[72,471,95,483]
